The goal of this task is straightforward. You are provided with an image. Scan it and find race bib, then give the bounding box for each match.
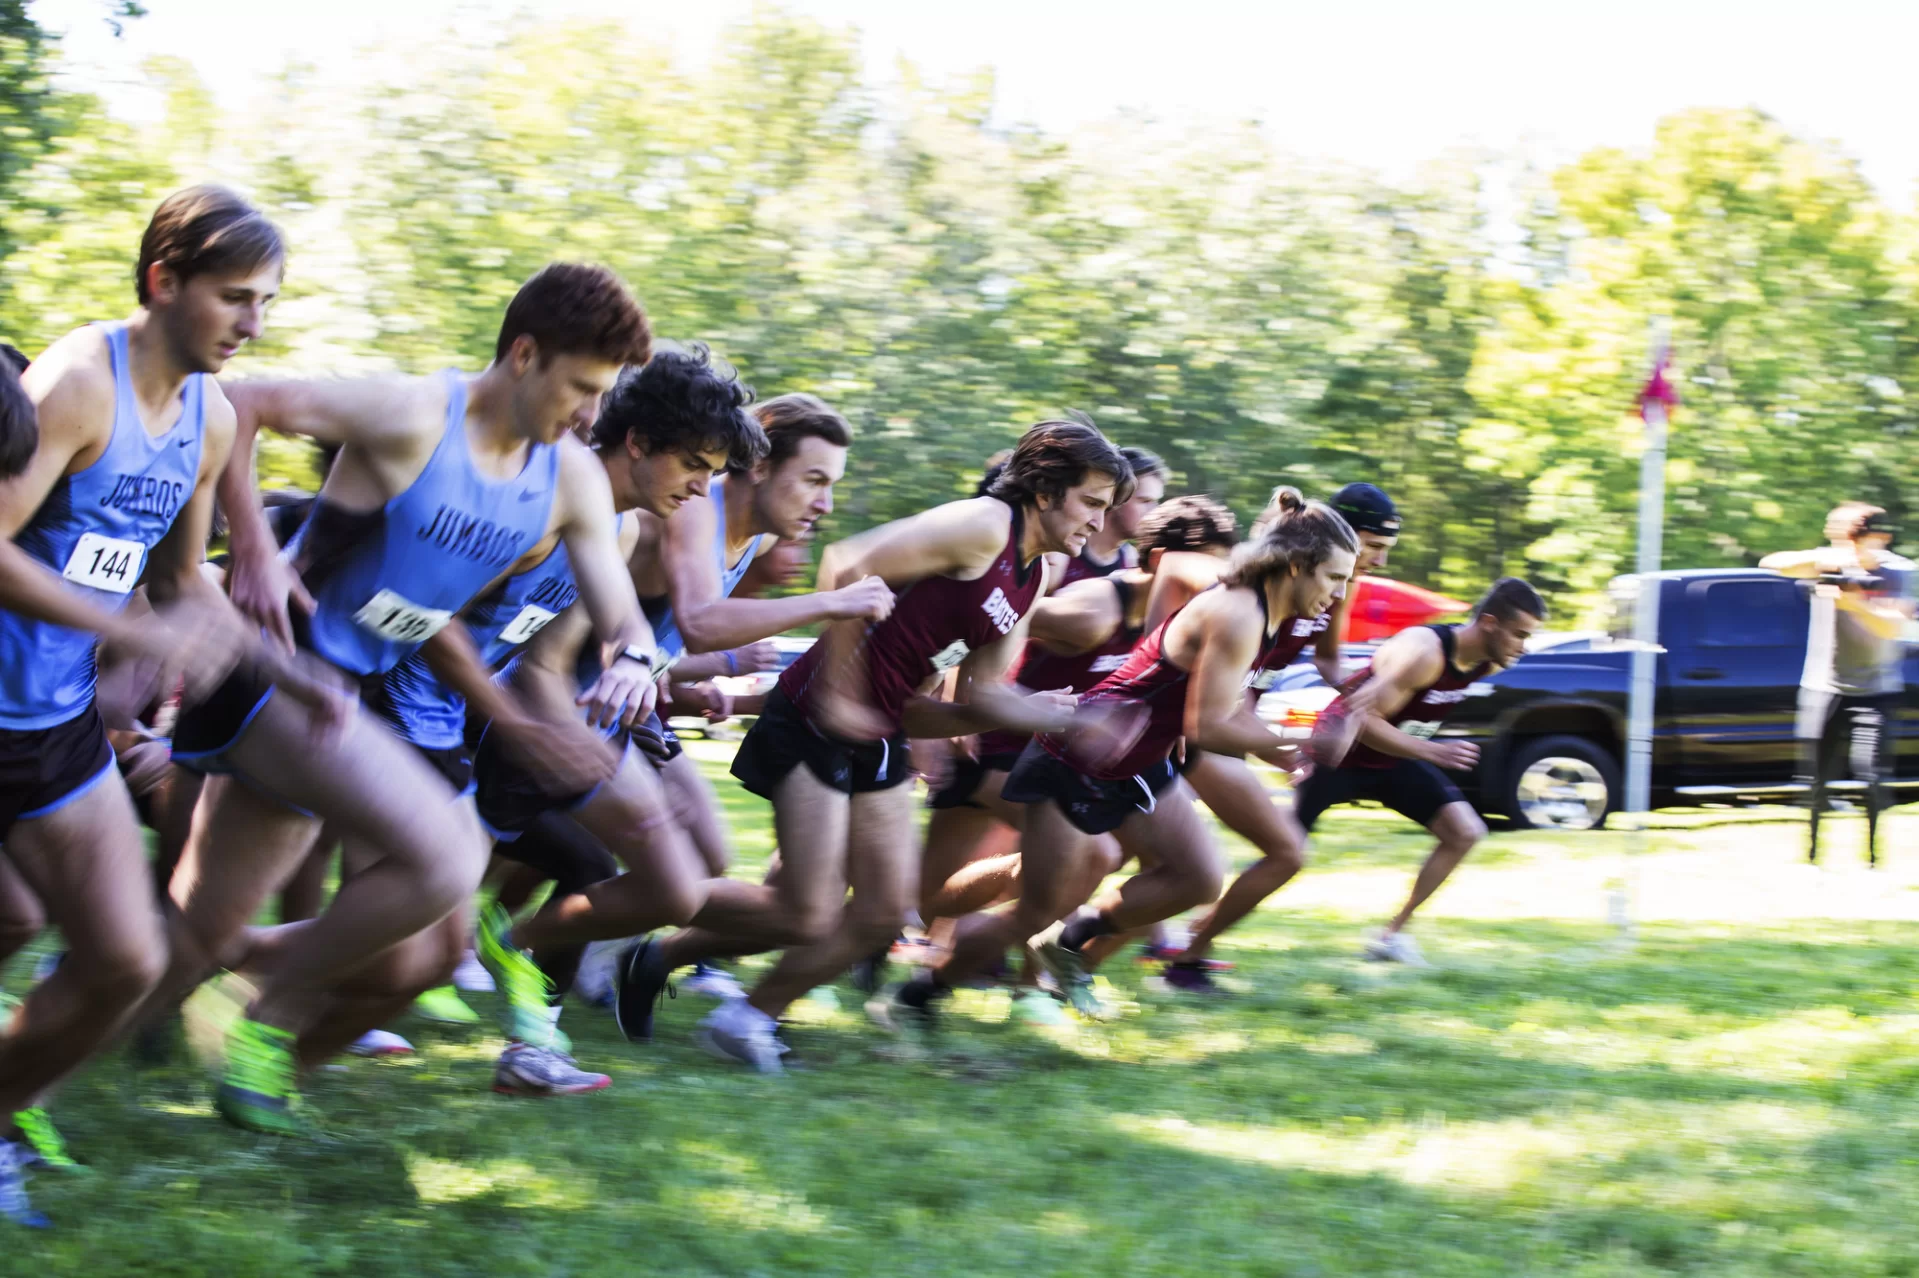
[62,532,145,594]
[1244,667,1279,692]
[929,639,972,673]
[1401,720,1442,741]
[497,603,558,647]
[353,589,454,644]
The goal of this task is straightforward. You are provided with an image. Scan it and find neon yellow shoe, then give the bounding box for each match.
[15,1109,89,1175]
[214,1019,309,1137]
[476,902,556,1047]
[412,985,481,1025]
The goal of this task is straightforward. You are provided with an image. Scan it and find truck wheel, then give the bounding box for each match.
[1502,734,1619,831]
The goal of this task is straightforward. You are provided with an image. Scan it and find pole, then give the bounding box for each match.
[1614,330,1675,947]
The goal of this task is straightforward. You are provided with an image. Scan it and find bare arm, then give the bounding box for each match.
[1143,550,1225,634]
[817,497,1007,592]
[550,440,658,728]
[1758,547,1842,578]
[1181,592,1293,758]
[1026,578,1124,657]
[1346,628,1461,764]
[899,613,1072,740]
[662,498,894,653]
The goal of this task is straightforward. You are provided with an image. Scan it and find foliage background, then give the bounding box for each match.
[2,2,1914,618]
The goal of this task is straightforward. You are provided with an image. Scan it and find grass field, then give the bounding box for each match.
[10,739,1919,1276]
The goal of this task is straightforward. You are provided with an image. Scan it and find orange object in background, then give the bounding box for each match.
[1341,577,1468,642]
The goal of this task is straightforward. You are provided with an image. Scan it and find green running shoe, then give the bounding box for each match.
[477,902,556,1048]
[412,985,481,1025]
[14,1109,88,1176]
[215,1019,309,1137]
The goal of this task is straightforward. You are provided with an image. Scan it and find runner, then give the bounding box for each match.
[875,488,1357,1025]
[1301,576,1544,964]
[594,391,893,1019]
[1162,481,1402,989]
[1058,446,1167,584]
[0,186,326,1220]
[634,418,1131,1071]
[915,495,1239,1018]
[159,262,657,1134]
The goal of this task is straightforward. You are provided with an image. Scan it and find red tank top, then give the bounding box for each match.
[1244,611,1329,692]
[1324,624,1491,769]
[1041,584,1303,780]
[977,576,1142,759]
[1058,543,1132,588]
[781,501,1046,737]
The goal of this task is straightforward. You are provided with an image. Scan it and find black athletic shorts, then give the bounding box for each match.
[359,674,474,798]
[729,686,911,800]
[926,748,1024,810]
[170,664,277,774]
[471,724,630,839]
[1292,757,1465,833]
[0,705,117,840]
[999,739,1180,836]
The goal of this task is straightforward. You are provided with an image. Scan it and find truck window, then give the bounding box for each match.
[1696,579,1801,647]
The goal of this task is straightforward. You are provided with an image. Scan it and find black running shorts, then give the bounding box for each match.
[1291,757,1466,833]
[170,664,277,774]
[926,748,1024,811]
[0,705,117,839]
[729,686,911,800]
[998,739,1179,836]
[471,724,629,838]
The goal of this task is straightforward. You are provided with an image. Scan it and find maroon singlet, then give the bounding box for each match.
[780,501,1047,738]
[1039,584,1306,781]
[1321,624,1491,769]
[976,575,1143,760]
[1058,542,1134,588]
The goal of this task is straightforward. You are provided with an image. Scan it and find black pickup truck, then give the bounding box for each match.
[1421,568,1918,830]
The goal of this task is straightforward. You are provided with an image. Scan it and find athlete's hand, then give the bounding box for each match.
[129,595,251,709]
[1308,700,1365,769]
[730,640,781,675]
[499,711,621,795]
[228,544,314,654]
[1424,739,1480,772]
[577,655,659,730]
[630,720,673,764]
[256,646,357,749]
[825,575,895,624]
[1060,697,1150,774]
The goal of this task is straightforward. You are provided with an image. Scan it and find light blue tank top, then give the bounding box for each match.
[378,511,628,749]
[642,475,772,664]
[0,323,207,729]
[290,371,559,678]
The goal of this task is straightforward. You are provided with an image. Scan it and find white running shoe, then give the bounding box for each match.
[574,939,629,1009]
[346,1028,415,1057]
[492,1042,610,1096]
[451,948,495,993]
[1363,930,1432,967]
[680,963,745,1001]
[696,1000,788,1075]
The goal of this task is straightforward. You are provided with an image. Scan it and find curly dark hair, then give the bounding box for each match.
[136,185,284,305]
[496,263,652,367]
[589,343,767,471]
[0,353,34,480]
[1135,494,1236,555]
[986,416,1134,509]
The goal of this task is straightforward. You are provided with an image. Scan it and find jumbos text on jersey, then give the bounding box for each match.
[416,504,530,568]
[99,472,186,524]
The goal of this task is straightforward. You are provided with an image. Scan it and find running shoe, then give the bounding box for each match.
[14,1109,88,1176]
[1363,930,1431,967]
[848,942,892,995]
[492,1042,611,1097]
[680,963,745,1001]
[574,938,628,1008]
[696,1001,787,1075]
[864,982,938,1036]
[1008,988,1070,1027]
[411,985,481,1025]
[30,951,62,983]
[477,902,557,1048]
[1033,924,1107,1020]
[1135,943,1234,972]
[451,948,495,994]
[346,1029,415,1057]
[1161,962,1228,996]
[0,1139,46,1229]
[215,1018,309,1137]
[613,937,673,1043]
